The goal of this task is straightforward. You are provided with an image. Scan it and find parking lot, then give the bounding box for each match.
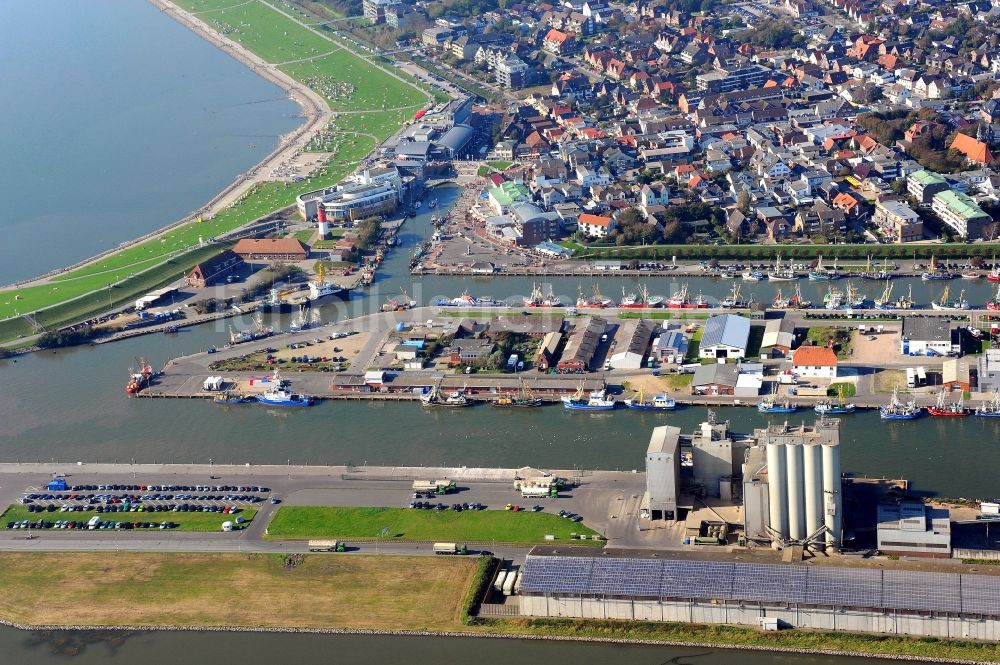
[8,481,274,533]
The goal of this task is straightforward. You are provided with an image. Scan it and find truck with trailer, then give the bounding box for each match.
[502,566,518,595]
[514,476,563,498]
[432,542,467,555]
[308,540,346,552]
[412,480,457,494]
[493,569,508,592]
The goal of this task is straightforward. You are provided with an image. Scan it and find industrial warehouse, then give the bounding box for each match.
[517,547,1000,640]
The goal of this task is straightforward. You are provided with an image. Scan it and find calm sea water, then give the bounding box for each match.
[0,629,920,665]
[0,1,300,284]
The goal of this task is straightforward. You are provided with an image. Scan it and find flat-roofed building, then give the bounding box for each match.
[906,169,948,205]
[931,190,992,239]
[874,199,923,242]
[877,500,951,558]
[646,425,681,520]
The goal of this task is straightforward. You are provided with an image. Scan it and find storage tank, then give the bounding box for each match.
[765,442,788,539]
[493,570,508,593]
[785,442,805,541]
[822,442,842,548]
[803,442,824,539]
[317,205,329,238]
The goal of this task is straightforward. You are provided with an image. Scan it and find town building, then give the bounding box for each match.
[185,251,242,288]
[876,500,951,558]
[906,170,948,206]
[931,190,992,240]
[978,349,1000,393]
[232,238,308,262]
[363,0,402,23]
[699,314,750,359]
[608,321,654,369]
[899,317,957,356]
[691,363,739,395]
[296,168,403,223]
[873,200,923,242]
[557,317,605,372]
[760,317,795,357]
[791,346,838,379]
[577,213,614,238]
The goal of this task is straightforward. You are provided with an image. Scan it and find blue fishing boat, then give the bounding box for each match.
[975,391,1000,417]
[758,388,796,414]
[814,400,856,415]
[879,387,919,420]
[562,387,616,411]
[624,389,676,411]
[256,371,315,407]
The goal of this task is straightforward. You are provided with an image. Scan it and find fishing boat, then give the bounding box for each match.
[623,388,676,411]
[667,284,710,309]
[228,316,273,345]
[421,385,472,408]
[742,269,764,282]
[257,373,315,407]
[880,387,920,420]
[577,284,614,308]
[921,271,951,281]
[307,266,345,305]
[382,288,417,312]
[213,392,255,405]
[721,283,746,308]
[523,283,564,308]
[562,386,616,411]
[428,198,437,209]
[789,283,812,309]
[719,267,738,279]
[493,380,542,408]
[815,385,855,414]
[814,399,856,415]
[808,255,839,281]
[988,284,1000,311]
[823,285,845,310]
[974,391,1000,417]
[768,253,797,281]
[988,262,1000,283]
[845,281,866,308]
[772,289,790,309]
[859,256,892,281]
[874,281,914,310]
[926,390,968,417]
[619,285,654,309]
[259,288,294,313]
[125,358,154,395]
[930,285,969,311]
[961,271,981,279]
[758,387,796,414]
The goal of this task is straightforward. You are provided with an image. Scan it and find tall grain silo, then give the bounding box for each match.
[803,442,824,538]
[766,441,788,539]
[822,439,842,548]
[785,442,805,540]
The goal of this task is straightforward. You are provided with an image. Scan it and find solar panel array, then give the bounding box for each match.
[519,555,1000,616]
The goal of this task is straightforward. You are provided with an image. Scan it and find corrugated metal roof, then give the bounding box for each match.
[701,314,750,350]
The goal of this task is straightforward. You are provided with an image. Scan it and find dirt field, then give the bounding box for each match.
[0,552,476,630]
[850,329,900,365]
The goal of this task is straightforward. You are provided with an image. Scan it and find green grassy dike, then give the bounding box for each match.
[473,617,1000,663]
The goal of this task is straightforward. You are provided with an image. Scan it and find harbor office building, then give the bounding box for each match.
[517,546,1000,640]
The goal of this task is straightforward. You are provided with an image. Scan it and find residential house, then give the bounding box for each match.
[792,345,838,379]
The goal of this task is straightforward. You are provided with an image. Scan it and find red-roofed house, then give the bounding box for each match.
[578,213,615,238]
[832,192,862,216]
[951,133,996,166]
[792,346,838,379]
[543,29,576,55]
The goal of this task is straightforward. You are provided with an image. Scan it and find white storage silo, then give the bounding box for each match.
[803,442,824,538]
[785,442,805,541]
[822,441,842,548]
[766,441,788,539]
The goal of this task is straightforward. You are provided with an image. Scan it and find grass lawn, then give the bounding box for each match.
[266,506,602,544]
[805,327,852,358]
[666,373,694,391]
[482,618,1000,663]
[828,381,857,398]
[0,505,258,533]
[0,552,475,631]
[487,161,513,170]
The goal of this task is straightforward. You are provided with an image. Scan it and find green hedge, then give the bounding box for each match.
[572,243,1000,261]
[461,555,497,624]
